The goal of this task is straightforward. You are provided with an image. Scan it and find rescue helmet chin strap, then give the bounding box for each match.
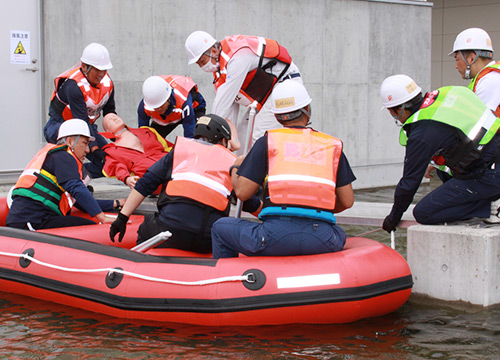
[82,64,93,78]
[63,135,80,152]
[204,42,221,61]
[391,106,405,127]
[458,50,478,80]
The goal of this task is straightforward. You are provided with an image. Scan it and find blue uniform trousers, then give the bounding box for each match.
[211,216,346,259]
[413,167,500,224]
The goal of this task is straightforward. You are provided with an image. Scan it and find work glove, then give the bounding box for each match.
[109,212,129,242]
[382,215,399,233]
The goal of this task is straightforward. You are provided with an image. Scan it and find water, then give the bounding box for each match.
[1,179,500,359]
[1,291,499,359]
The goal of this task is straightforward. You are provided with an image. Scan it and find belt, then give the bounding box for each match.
[281,72,301,82]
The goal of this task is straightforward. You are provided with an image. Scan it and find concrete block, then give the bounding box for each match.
[407,224,500,307]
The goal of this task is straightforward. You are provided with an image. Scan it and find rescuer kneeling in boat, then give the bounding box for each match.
[109,114,262,253]
[6,119,124,230]
[210,81,356,258]
[379,75,500,231]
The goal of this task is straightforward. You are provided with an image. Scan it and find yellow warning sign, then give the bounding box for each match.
[11,30,30,64]
[14,41,26,54]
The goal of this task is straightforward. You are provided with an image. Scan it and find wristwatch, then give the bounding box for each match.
[114,199,122,210]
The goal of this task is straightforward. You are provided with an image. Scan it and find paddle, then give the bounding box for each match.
[235,101,258,218]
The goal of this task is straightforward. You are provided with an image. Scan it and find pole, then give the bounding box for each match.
[235,101,258,218]
[390,230,396,250]
[131,231,172,253]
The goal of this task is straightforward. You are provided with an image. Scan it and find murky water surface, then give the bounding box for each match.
[1,179,499,359]
[1,290,499,359]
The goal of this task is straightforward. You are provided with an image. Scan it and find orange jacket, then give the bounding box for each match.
[12,144,83,215]
[262,128,342,217]
[165,137,236,212]
[144,75,200,125]
[213,35,292,110]
[469,61,500,117]
[51,65,114,124]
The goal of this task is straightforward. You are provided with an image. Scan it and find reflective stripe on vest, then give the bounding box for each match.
[401,86,500,174]
[165,137,236,211]
[12,144,83,215]
[144,75,198,126]
[213,35,292,110]
[468,61,500,117]
[260,128,342,223]
[51,64,114,124]
[400,86,500,147]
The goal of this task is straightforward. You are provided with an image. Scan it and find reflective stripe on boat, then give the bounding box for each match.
[277,273,340,289]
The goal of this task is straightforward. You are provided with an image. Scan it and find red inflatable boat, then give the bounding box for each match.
[0,198,412,326]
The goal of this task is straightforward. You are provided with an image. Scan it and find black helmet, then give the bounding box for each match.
[193,114,231,144]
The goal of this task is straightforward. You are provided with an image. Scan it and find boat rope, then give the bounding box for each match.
[354,227,396,250]
[0,251,251,286]
[354,227,383,237]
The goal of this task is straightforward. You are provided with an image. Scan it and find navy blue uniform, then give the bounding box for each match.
[44,79,116,178]
[388,117,500,225]
[6,150,113,230]
[133,149,260,253]
[137,91,206,138]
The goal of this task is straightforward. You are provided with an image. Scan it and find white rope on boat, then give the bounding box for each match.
[0,251,250,286]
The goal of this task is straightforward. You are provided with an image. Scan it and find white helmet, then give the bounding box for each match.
[185,31,217,65]
[57,119,95,141]
[271,80,312,121]
[80,43,113,70]
[142,76,172,110]
[380,74,422,109]
[449,28,494,57]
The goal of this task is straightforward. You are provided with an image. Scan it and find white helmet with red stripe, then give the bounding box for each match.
[449,28,494,57]
[380,74,421,109]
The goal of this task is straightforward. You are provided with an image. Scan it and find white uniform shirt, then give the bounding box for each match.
[211,48,301,150]
[475,60,500,112]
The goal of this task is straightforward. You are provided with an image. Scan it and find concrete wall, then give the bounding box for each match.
[432,0,500,90]
[42,0,432,189]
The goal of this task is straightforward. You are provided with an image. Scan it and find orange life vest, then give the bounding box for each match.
[469,61,500,117]
[260,128,342,222]
[164,137,236,212]
[50,64,114,124]
[213,35,292,110]
[12,144,83,216]
[144,75,200,126]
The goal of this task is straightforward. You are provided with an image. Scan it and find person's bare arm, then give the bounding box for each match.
[334,184,354,213]
[230,156,260,200]
[119,189,146,217]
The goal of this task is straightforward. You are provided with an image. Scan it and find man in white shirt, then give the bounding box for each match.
[185,31,303,151]
[449,28,500,223]
[450,27,500,117]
